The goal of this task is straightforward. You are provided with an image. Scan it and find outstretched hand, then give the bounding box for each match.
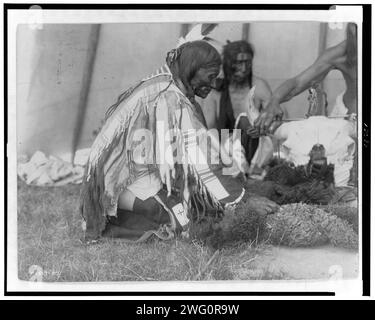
[246,126,260,138]
[254,101,284,135]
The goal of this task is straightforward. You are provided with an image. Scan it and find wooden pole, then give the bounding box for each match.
[71,24,101,164]
[242,23,250,41]
[317,22,328,115]
[318,22,328,55]
[181,24,190,37]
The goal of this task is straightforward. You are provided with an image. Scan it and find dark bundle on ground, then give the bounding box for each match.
[264,158,308,186]
[246,157,336,205]
[244,180,277,199]
[266,203,358,249]
[189,194,277,249]
[188,216,221,243]
[265,157,335,187]
[272,181,335,205]
[245,179,335,205]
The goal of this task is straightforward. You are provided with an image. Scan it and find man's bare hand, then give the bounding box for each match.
[246,126,260,138]
[254,101,284,135]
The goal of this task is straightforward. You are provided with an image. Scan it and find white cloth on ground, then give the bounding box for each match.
[17,150,87,186]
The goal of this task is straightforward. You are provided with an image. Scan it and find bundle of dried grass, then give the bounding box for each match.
[266,203,358,249]
[318,204,358,233]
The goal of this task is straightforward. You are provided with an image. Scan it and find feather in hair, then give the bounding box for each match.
[201,23,218,36]
[176,23,218,48]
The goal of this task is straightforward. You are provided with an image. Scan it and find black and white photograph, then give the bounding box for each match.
[4,4,370,297]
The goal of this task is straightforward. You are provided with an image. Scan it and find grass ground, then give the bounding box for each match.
[17,179,286,282]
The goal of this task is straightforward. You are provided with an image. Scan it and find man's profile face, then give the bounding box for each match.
[231,52,252,84]
[190,65,220,98]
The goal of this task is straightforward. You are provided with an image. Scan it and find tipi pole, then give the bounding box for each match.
[71,24,101,164]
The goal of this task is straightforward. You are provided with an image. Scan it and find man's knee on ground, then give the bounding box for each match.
[133,197,162,220]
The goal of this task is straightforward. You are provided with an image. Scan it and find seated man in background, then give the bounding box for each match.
[200,40,274,176]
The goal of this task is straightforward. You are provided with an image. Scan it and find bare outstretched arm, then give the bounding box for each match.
[254,40,347,132]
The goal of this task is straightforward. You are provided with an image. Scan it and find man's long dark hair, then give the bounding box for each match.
[217,40,255,131]
[166,40,221,103]
[222,40,254,89]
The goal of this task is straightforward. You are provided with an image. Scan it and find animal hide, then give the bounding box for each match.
[246,157,336,205]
